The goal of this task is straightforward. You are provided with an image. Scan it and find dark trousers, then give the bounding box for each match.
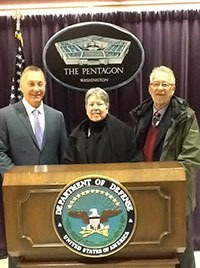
[0,177,7,259]
[176,215,196,268]
[9,256,18,268]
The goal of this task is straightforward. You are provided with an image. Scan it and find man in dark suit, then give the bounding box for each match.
[129,66,200,268]
[0,65,68,173]
[0,65,68,267]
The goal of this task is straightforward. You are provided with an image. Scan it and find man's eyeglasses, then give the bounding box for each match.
[150,81,173,89]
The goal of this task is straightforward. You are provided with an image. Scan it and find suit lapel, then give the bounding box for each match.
[13,101,40,148]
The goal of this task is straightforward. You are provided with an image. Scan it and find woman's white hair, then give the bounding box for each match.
[85,87,110,107]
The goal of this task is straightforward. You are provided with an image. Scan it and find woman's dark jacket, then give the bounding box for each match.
[64,114,135,164]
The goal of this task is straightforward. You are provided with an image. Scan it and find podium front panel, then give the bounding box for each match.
[3,162,186,264]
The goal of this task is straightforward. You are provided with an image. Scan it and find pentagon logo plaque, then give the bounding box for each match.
[43,21,145,91]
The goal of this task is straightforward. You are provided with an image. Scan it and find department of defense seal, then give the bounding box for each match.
[53,175,137,257]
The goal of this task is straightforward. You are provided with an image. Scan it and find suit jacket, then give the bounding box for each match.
[0,101,68,175]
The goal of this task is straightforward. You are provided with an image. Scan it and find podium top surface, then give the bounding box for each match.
[3,161,185,186]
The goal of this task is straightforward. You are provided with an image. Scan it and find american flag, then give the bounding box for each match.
[10,31,26,104]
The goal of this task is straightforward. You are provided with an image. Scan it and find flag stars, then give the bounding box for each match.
[10,30,25,104]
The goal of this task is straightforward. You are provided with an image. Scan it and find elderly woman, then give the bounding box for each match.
[64,87,135,164]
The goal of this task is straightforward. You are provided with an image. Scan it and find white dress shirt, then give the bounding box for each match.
[22,98,45,135]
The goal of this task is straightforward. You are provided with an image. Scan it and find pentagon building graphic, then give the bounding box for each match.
[55,35,131,65]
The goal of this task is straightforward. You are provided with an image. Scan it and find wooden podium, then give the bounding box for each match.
[3,161,186,268]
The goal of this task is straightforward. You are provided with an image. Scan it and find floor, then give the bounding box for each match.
[0,252,200,267]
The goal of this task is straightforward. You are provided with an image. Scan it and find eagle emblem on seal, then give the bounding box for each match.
[68,207,121,237]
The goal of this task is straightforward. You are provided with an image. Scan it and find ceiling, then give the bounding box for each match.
[0,0,199,15]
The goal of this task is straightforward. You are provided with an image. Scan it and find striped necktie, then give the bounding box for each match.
[152,111,161,128]
[32,109,43,149]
